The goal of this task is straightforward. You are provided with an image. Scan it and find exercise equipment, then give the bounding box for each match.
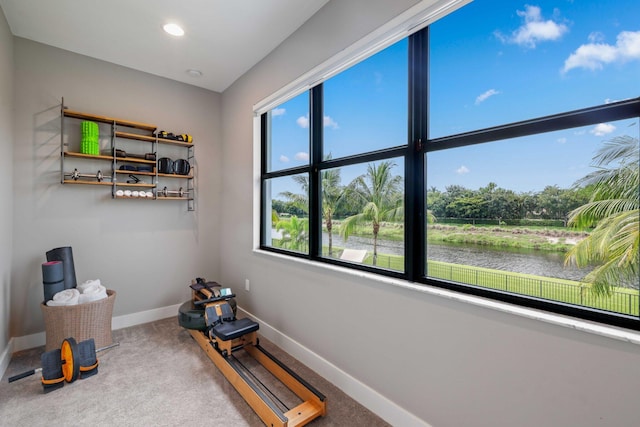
[155,131,192,143]
[173,158,190,175]
[42,261,65,303]
[65,169,111,182]
[157,158,191,175]
[110,148,155,161]
[81,121,99,155]
[176,134,193,143]
[8,339,119,392]
[158,157,174,174]
[46,247,77,290]
[181,280,326,427]
[158,186,192,198]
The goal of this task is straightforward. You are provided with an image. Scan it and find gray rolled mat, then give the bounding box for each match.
[46,246,77,289]
[42,261,65,303]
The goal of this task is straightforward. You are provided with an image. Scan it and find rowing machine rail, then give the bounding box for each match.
[188,328,326,427]
[184,283,326,427]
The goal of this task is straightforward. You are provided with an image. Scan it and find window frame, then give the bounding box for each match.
[259,26,640,331]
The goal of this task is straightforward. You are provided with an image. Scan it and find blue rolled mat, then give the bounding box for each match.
[46,247,77,290]
[42,261,65,302]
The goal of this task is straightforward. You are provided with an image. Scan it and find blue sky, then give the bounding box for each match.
[268,0,640,198]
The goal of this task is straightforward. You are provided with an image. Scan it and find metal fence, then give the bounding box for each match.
[427,261,639,316]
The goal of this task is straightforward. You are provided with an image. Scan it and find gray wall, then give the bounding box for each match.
[2,0,639,425]
[0,6,13,358]
[10,38,222,337]
[220,1,640,426]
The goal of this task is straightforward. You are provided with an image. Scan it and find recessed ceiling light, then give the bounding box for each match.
[186,69,203,77]
[163,23,184,36]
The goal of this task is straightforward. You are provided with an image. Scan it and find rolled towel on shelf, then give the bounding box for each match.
[78,279,107,304]
[46,288,80,306]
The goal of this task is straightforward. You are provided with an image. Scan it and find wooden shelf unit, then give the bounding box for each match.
[60,98,195,210]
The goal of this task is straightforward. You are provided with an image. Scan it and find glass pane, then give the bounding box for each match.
[426,118,640,315]
[429,0,640,138]
[266,92,309,172]
[322,158,405,272]
[263,174,309,254]
[323,38,408,159]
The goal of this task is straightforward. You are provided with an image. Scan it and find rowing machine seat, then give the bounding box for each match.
[204,302,259,341]
[213,318,259,341]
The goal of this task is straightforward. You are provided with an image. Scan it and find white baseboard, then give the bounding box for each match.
[238,307,431,427]
[3,303,429,427]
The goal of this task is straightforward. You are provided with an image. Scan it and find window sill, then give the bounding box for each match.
[253,248,640,346]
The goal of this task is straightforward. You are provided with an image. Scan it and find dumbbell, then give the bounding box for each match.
[8,339,119,392]
[65,169,111,182]
[158,186,192,197]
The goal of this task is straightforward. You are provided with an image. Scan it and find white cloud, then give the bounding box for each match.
[324,115,339,129]
[588,32,605,43]
[557,137,567,144]
[296,114,339,129]
[456,165,470,175]
[495,5,568,48]
[272,108,286,117]
[475,89,500,105]
[297,115,309,128]
[295,152,309,161]
[279,155,289,163]
[590,123,616,136]
[563,30,640,73]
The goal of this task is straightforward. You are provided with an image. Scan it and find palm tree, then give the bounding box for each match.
[278,156,346,257]
[340,161,403,265]
[564,135,639,295]
[279,175,309,214]
[275,215,309,252]
[321,167,344,256]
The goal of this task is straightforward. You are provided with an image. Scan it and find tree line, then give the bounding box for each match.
[427,182,592,225]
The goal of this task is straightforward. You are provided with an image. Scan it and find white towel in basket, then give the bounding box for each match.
[46,288,80,306]
[78,279,108,304]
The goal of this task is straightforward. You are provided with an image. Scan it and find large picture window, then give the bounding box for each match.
[261,0,640,330]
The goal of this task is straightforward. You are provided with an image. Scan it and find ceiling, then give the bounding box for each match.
[0,0,330,92]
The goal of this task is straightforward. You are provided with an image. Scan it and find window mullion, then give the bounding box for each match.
[406,28,429,281]
[309,85,323,259]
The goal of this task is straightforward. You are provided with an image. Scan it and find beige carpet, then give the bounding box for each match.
[0,316,390,427]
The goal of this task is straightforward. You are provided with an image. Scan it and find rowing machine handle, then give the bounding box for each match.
[8,369,36,383]
[193,294,236,306]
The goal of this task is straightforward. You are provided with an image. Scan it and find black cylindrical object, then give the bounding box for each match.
[46,247,77,290]
[42,261,65,303]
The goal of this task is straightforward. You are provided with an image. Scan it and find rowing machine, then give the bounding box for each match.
[180,280,326,426]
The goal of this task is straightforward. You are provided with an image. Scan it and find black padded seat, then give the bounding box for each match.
[212,318,259,341]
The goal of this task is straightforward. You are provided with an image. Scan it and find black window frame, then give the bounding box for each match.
[260,26,640,331]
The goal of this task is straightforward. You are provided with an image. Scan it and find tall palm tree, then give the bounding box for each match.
[564,135,639,295]
[340,161,403,265]
[322,167,344,256]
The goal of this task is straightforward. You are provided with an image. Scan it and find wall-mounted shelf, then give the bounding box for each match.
[60,98,195,211]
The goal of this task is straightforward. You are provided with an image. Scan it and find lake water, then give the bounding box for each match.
[323,232,593,281]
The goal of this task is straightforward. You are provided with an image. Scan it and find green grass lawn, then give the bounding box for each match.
[325,246,638,316]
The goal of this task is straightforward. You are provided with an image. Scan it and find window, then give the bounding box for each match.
[260,0,640,330]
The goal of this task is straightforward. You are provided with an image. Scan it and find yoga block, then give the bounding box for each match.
[40,290,116,351]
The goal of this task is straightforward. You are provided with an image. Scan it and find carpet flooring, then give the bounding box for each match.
[0,316,391,427]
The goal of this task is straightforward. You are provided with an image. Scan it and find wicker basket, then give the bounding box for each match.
[40,290,116,351]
